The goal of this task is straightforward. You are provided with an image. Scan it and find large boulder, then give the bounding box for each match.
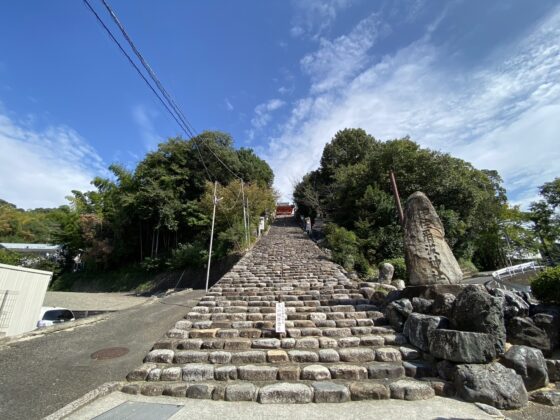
[533,312,560,352]
[508,317,554,356]
[403,313,448,352]
[454,362,528,409]
[491,289,529,321]
[431,293,456,318]
[391,279,406,290]
[530,390,560,406]
[411,297,434,314]
[429,329,496,363]
[451,285,506,354]
[379,263,395,284]
[385,299,413,332]
[403,192,463,285]
[501,345,549,391]
[546,359,560,382]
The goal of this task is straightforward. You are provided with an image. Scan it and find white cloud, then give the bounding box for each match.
[0,110,105,209]
[290,0,353,39]
[248,99,286,140]
[265,6,560,206]
[224,98,234,111]
[132,104,162,150]
[301,13,385,94]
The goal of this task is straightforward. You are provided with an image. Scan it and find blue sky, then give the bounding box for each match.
[0,0,559,209]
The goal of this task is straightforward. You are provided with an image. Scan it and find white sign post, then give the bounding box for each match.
[275,302,286,334]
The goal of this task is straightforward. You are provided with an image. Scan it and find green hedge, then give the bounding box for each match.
[531,266,560,304]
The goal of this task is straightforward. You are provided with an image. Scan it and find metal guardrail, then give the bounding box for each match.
[492,261,542,281]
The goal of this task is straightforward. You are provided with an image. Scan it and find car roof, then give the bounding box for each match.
[40,306,73,314]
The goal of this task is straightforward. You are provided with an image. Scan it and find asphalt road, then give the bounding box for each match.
[0,289,205,420]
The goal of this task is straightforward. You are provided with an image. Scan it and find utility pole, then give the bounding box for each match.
[241,181,248,245]
[389,170,404,226]
[205,181,219,292]
[246,196,251,242]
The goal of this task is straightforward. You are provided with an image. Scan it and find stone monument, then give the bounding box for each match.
[404,192,463,285]
[378,262,395,284]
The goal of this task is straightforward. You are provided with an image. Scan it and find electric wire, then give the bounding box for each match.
[84,0,250,241]
[83,0,213,181]
[100,0,243,182]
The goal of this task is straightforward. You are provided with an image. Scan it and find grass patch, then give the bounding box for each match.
[50,264,157,293]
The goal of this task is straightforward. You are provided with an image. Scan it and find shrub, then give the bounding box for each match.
[354,254,372,276]
[324,223,360,271]
[531,266,560,304]
[140,257,164,272]
[49,273,75,291]
[379,257,407,281]
[0,249,21,266]
[167,242,207,269]
[458,258,479,276]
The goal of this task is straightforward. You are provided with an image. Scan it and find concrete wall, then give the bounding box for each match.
[0,263,52,337]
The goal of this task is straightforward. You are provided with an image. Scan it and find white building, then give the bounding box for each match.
[0,263,53,338]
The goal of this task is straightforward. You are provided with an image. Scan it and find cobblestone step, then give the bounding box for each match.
[128,361,413,382]
[152,335,410,352]
[140,346,415,366]
[127,217,435,404]
[122,377,443,402]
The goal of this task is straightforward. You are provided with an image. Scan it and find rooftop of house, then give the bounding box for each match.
[0,243,60,252]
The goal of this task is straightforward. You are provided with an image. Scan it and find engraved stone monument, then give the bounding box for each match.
[404,192,463,285]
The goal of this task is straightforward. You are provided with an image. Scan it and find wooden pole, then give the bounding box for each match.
[246,197,251,241]
[205,181,218,292]
[241,181,248,245]
[389,170,404,226]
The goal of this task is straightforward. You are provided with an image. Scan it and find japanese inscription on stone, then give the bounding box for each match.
[404,192,463,285]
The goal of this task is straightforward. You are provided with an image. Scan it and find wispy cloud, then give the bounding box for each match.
[301,13,386,94]
[247,98,286,140]
[290,0,353,39]
[0,108,105,209]
[132,104,162,150]
[265,6,560,207]
[224,98,234,111]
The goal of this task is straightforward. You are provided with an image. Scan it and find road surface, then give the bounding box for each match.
[0,289,205,420]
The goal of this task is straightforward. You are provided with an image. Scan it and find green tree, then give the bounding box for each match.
[294,128,508,273]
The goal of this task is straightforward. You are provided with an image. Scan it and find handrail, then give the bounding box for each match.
[492,261,542,281]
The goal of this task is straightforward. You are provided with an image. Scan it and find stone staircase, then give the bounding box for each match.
[124,217,437,403]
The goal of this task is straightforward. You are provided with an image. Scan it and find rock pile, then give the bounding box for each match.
[385,281,559,409]
[381,192,560,410]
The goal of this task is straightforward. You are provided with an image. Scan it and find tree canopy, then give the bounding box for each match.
[0,131,276,280]
[293,128,527,273]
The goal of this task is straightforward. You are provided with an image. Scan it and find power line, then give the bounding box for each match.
[99,0,243,181]
[100,0,197,138]
[82,0,213,180]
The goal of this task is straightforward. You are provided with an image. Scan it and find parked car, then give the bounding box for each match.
[36,307,75,328]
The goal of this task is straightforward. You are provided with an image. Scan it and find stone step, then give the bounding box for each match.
[201,295,366,302]
[179,318,383,330]
[184,310,381,321]
[190,305,374,313]
[122,377,440,403]
[153,334,410,352]
[142,345,417,366]
[128,360,412,382]
[127,218,435,404]
[164,327,401,342]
